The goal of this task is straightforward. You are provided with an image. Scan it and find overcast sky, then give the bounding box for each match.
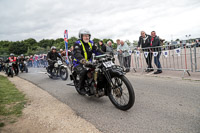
[0,0,200,42]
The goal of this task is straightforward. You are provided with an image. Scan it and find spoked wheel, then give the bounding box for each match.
[108,75,135,111]
[10,69,14,77]
[60,67,68,80]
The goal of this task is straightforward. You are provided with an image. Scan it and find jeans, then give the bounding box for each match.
[118,55,123,67]
[154,52,162,71]
[19,64,23,71]
[123,55,131,70]
[145,52,153,69]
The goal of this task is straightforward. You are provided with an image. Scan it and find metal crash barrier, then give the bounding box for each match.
[114,44,200,77]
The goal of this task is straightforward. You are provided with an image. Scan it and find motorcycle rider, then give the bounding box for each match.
[7,53,19,75]
[18,54,26,71]
[73,29,102,95]
[46,46,63,76]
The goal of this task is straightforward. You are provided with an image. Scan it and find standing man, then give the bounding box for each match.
[150,31,162,74]
[120,40,131,72]
[68,46,74,65]
[59,49,63,56]
[138,31,153,72]
[116,39,123,67]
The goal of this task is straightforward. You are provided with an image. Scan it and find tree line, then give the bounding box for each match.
[0,37,122,57]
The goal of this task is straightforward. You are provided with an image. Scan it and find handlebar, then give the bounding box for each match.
[94,54,112,60]
[84,62,96,68]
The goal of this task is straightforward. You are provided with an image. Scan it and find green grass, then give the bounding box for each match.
[0,75,26,128]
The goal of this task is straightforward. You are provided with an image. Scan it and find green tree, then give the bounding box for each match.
[125,40,131,46]
[93,38,100,45]
[38,39,54,48]
[68,36,78,48]
[8,41,28,55]
[133,40,138,47]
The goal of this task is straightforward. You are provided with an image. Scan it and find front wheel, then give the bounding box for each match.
[108,75,135,111]
[10,69,14,77]
[25,66,28,73]
[60,66,68,80]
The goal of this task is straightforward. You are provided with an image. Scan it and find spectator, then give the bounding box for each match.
[120,40,131,72]
[34,54,39,68]
[138,31,153,72]
[39,54,44,67]
[195,39,199,47]
[116,39,123,67]
[59,49,63,56]
[150,31,162,74]
[61,50,66,57]
[106,40,114,56]
[43,54,48,67]
[0,58,3,72]
[68,46,74,65]
[98,40,106,53]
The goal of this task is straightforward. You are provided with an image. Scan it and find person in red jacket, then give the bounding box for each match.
[8,53,19,75]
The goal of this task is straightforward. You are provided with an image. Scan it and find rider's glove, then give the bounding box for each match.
[80,59,87,65]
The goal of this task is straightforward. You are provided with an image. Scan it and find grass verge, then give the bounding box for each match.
[0,75,26,128]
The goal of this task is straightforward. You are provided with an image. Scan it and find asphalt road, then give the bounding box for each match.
[18,68,200,133]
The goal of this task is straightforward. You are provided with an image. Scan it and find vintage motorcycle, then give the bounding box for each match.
[47,58,68,80]
[70,54,135,111]
[19,61,28,73]
[6,62,14,77]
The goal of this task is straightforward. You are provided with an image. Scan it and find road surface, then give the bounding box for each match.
[18,68,200,133]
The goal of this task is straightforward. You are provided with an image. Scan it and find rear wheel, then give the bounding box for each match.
[72,73,83,95]
[108,75,135,111]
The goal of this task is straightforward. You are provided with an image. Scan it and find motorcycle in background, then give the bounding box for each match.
[19,61,28,73]
[46,58,68,80]
[6,62,14,77]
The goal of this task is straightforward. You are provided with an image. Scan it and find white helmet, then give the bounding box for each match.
[51,46,56,50]
[78,29,91,39]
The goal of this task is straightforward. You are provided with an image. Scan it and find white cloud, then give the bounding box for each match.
[0,0,200,42]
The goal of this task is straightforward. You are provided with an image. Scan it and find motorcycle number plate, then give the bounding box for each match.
[103,61,114,68]
[58,60,62,65]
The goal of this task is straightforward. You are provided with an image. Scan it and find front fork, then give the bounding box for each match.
[102,68,115,88]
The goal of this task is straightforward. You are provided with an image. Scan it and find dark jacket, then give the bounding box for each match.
[73,39,101,62]
[138,34,151,48]
[100,44,106,53]
[150,36,161,52]
[46,51,62,61]
[19,58,26,63]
